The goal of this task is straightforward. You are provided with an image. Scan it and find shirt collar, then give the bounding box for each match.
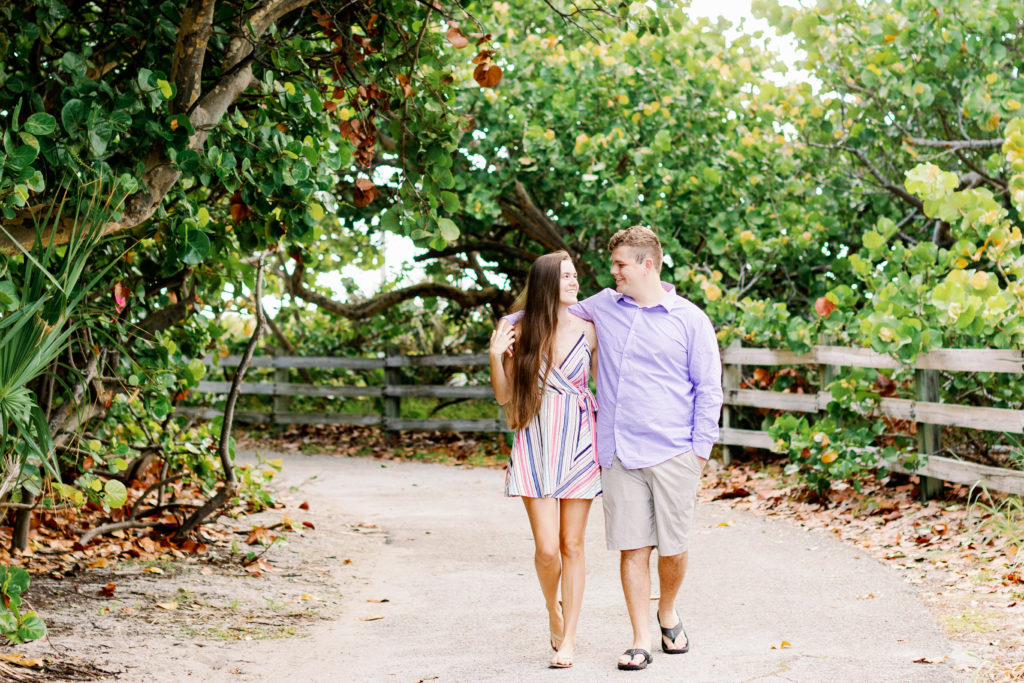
[613,281,678,311]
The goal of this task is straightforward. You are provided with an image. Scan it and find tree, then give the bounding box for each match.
[0,0,513,545]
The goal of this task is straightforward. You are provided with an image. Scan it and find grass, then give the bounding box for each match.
[940,608,996,634]
[967,485,1024,569]
[179,623,306,641]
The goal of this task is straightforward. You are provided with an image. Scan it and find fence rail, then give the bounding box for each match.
[185,346,1024,497]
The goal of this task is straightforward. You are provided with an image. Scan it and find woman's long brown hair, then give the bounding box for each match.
[506,251,570,430]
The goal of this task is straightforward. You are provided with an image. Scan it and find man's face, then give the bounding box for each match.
[559,259,579,306]
[610,246,646,298]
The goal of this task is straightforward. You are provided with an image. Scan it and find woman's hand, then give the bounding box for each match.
[489,320,516,359]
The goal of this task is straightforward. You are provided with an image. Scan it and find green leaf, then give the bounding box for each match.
[103,479,128,509]
[60,99,86,133]
[60,51,87,77]
[157,79,173,99]
[862,231,884,250]
[0,281,18,309]
[437,217,459,241]
[440,191,460,214]
[179,229,211,265]
[0,566,30,598]
[6,145,38,170]
[16,614,46,642]
[379,206,400,232]
[24,113,57,136]
[197,207,211,227]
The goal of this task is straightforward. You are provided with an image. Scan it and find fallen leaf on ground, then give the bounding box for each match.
[770,640,792,649]
[300,594,315,601]
[99,583,116,597]
[716,521,735,527]
[713,488,751,500]
[914,656,945,664]
[360,615,385,621]
[857,593,875,600]
[299,502,310,510]
[155,602,178,610]
[367,598,390,603]
[144,566,164,574]
[0,653,43,667]
[302,521,316,529]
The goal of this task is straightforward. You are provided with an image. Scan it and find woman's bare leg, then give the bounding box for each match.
[551,498,593,667]
[521,497,564,649]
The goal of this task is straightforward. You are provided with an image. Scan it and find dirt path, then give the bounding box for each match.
[24,451,964,681]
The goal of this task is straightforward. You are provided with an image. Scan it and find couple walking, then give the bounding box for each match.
[489,225,724,670]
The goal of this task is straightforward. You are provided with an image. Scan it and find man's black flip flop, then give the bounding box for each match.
[658,611,689,654]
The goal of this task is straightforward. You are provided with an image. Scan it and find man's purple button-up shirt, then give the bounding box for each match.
[569,283,723,469]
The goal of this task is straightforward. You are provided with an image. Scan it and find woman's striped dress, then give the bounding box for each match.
[505,332,601,499]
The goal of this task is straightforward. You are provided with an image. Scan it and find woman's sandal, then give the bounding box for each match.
[658,611,690,654]
[617,648,652,671]
[548,651,573,669]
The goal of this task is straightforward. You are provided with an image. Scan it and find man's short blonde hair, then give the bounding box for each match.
[608,225,662,272]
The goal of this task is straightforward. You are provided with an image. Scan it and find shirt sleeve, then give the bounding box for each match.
[500,310,524,326]
[569,290,607,322]
[688,310,724,459]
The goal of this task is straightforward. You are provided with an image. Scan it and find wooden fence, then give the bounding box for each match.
[181,346,1024,497]
[178,352,504,432]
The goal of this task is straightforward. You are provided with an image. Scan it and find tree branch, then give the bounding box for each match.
[170,0,217,114]
[283,256,511,318]
[838,145,925,212]
[908,136,1005,150]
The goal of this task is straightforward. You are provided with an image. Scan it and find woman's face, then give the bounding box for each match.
[558,259,579,306]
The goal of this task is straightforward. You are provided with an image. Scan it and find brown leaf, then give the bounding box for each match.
[713,488,751,500]
[359,614,385,621]
[246,526,275,545]
[473,62,502,88]
[396,73,414,98]
[155,601,178,610]
[302,521,316,529]
[0,653,44,668]
[445,27,469,49]
[99,582,116,597]
[814,296,836,317]
[472,49,495,65]
[353,178,378,207]
[299,502,310,510]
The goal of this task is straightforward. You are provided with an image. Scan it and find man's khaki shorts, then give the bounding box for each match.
[601,450,705,557]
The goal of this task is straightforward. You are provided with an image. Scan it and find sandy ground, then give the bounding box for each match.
[19,451,965,682]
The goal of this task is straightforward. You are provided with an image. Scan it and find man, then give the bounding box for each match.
[569,225,723,671]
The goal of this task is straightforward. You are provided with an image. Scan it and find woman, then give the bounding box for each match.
[489,251,600,669]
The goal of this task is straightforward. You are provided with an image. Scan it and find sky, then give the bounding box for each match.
[327,0,790,301]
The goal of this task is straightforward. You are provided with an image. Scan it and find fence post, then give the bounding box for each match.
[384,348,402,438]
[819,334,840,394]
[272,362,290,420]
[915,368,944,501]
[720,340,742,466]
